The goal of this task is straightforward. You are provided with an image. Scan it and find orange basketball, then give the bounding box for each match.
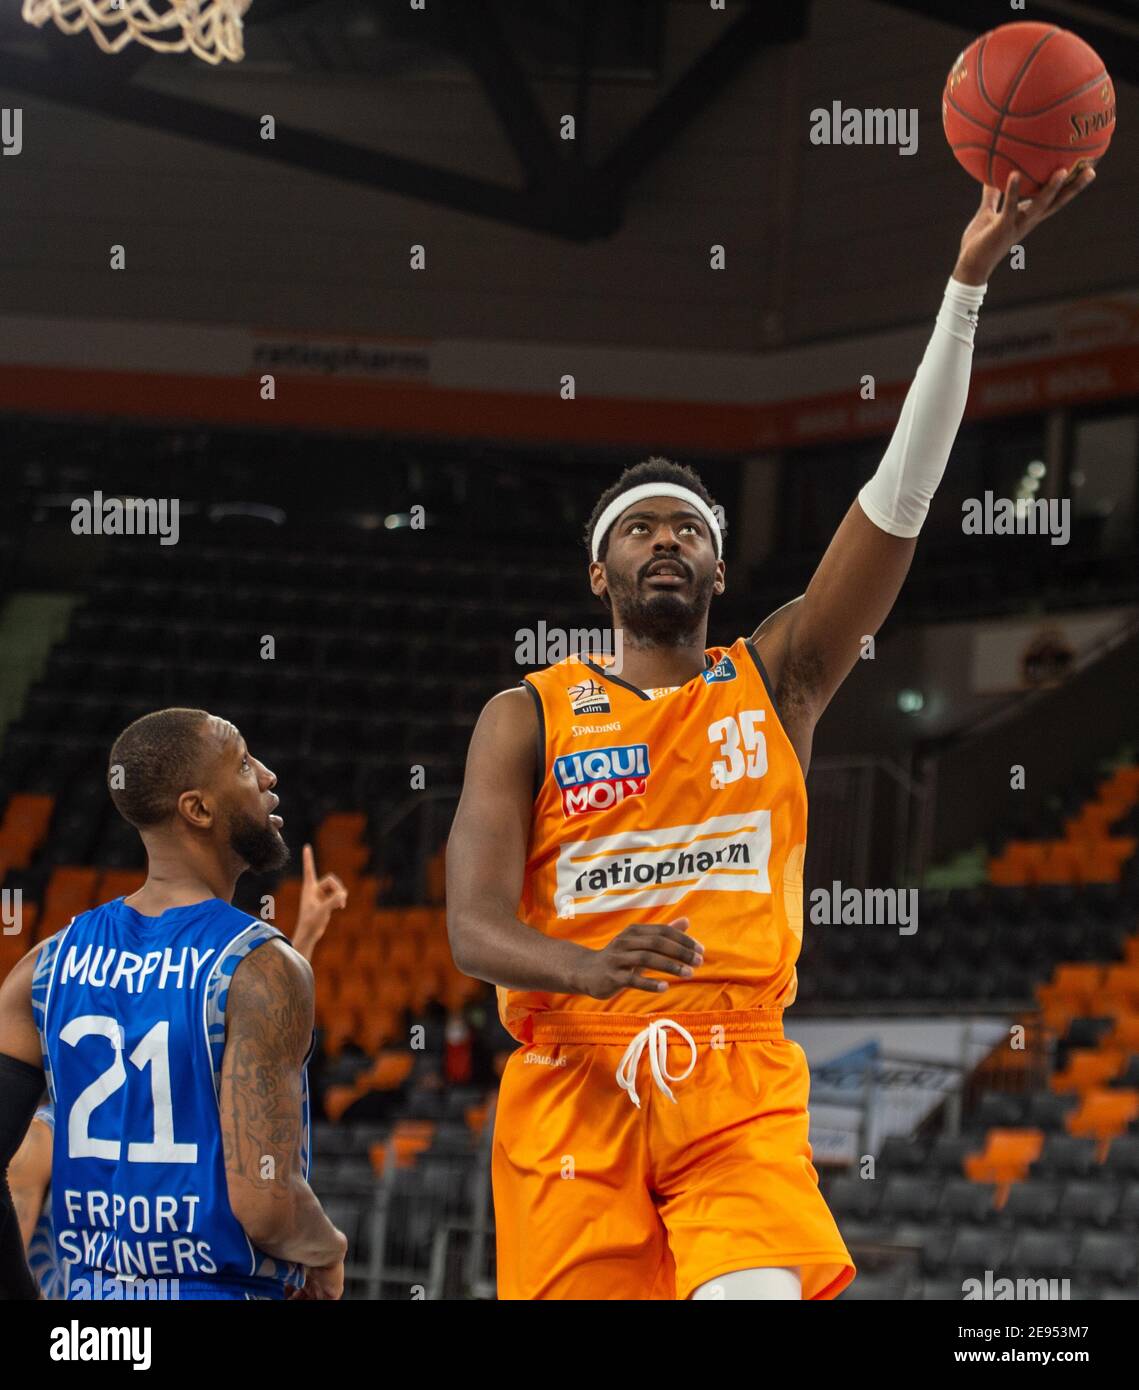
[943,21,1115,194]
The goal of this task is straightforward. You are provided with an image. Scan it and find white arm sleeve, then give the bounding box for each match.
[856,276,988,539]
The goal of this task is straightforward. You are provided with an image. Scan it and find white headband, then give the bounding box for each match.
[591,483,722,562]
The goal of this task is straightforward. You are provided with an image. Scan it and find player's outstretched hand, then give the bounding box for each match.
[577,917,704,999]
[288,1259,345,1301]
[292,844,349,963]
[953,165,1096,286]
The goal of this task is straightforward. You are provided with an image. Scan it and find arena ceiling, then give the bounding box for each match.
[0,0,1133,240]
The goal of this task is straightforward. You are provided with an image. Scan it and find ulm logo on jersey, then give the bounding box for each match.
[567,680,611,715]
[703,654,738,685]
[553,743,650,819]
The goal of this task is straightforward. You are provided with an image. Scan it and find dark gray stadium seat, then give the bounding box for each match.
[929,1134,980,1175]
[825,1175,881,1222]
[1060,1179,1120,1229]
[1009,1229,1076,1277]
[938,1178,997,1226]
[972,1092,1028,1129]
[1064,1016,1115,1049]
[1075,1233,1139,1286]
[1104,1136,1139,1179]
[879,1136,928,1174]
[946,1226,1011,1275]
[1117,1181,1139,1231]
[879,1175,938,1224]
[837,1270,911,1300]
[1000,1180,1062,1228]
[1031,1135,1098,1178]
[1027,1091,1079,1130]
[919,1276,970,1300]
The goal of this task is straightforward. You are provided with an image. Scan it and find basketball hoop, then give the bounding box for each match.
[22,0,252,65]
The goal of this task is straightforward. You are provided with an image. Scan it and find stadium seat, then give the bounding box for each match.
[998,1179,1062,1228]
[1030,1135,1098,1179]
[963,1130,1043,1190]
[1074,1232,1139,1286]
[1068,1089,1139,1148]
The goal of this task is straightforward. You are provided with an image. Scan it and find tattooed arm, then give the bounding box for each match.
[220,940,346,1275]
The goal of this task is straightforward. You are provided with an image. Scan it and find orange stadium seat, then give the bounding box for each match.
[373,907,402,938]
[357,1009,400,1054]
[386,937,418,973]
[1102,967,1139,1012]
[321,1006,363,1061]
[37,864,100,936]
[347,938,384,973]
[323,1084,360,1124]
[96,868,144,901]
[1067,1089,1139,1151]
[425,847,446,905]
[988,840,1045,886]
[1040,967,1107,1034]
[1037,842,1082,886]
[1103,1015,1139,1051]
[359,1052,415,1092]
[315,812,369,884]
[402,906,438,937]
[1051,1048,1126,1094]
[354,874,380,906]
[0,794,55,870]
[964,1129,1044,1195]
[272,878,302,929]
[1066,805,1118,840]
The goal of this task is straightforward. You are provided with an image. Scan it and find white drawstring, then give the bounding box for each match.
[615,1019,698,1108]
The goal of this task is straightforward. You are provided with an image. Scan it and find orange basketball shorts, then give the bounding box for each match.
[492,1009,855,1301]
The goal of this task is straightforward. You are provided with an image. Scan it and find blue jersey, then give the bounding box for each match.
[26,1103,64,1300]
[31,897,311,1301]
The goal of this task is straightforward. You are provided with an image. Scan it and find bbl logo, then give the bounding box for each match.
[703,655,737,685]
[567,679,611,715]
[554,743,650,819]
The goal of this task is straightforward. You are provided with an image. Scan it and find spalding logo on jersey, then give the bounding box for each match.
[703,654,738,684]
[567,680,611,715]
[553,742,650,819]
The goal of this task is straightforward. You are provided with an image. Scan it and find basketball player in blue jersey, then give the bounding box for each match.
[0,707,347,1300]
[6,842,348,1299]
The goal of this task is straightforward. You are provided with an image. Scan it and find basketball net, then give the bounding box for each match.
[21,0,252,65]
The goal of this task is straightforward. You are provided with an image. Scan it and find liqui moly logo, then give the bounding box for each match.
[553,743,651,819]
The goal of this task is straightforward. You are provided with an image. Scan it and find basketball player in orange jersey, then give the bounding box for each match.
[447,166,1094,1301]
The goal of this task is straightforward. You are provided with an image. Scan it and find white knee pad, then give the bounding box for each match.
[691,1268,802,1300]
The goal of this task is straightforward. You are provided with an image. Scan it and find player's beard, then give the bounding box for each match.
[607,561,716,647]
[225,804,290,873]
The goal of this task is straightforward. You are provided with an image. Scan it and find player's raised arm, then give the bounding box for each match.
[220,939,346,1291]
[0,948,47,1299]
[447,689,702,997]
[751,165,1097,723]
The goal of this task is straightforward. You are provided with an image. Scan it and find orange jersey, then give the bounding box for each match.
[499,636,807,1042]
